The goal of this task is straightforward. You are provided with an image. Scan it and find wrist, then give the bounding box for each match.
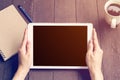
[13,66,29,80]
[18,65,30,73]
[19,66,29,73]
[89,69,103,80]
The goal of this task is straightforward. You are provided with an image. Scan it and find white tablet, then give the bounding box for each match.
[28,23,93,69]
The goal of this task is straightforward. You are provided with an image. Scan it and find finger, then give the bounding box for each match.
[21,28,28,50]
[26,40,32,55]
[93,29,100,50]
[87,40,93,52]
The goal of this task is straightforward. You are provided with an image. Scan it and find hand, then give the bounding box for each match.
[18,28,32,71]
[86,29,103,80]
[13,28,32,80]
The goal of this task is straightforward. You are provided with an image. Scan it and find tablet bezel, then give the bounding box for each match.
[28,23,93,69]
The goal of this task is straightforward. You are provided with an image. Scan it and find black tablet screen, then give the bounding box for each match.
[33,26,87,66]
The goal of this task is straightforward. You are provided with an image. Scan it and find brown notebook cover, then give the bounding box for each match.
[0,5,27,61]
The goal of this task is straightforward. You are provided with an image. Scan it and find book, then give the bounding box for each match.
[0,5,27,61]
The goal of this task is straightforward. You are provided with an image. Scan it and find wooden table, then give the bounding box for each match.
[0,0,120,80]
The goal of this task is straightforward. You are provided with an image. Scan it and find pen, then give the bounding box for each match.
[18,5,32,23]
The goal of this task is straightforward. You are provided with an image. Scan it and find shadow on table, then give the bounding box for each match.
[78,69,91,80]
[0,53,18,80]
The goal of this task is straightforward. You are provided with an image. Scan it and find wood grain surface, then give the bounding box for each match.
[55,0,76,22]
[0,0,120,80]
[97,0,120,80]
[32,0,54,22]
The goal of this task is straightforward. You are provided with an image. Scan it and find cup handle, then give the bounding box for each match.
[111,18,117,28]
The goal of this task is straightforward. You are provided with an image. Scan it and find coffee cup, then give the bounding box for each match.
[104,0,120,28]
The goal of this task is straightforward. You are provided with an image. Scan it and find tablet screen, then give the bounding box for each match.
[33,26,87,66]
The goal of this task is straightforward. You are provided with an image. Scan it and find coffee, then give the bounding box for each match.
[107,4,120,16]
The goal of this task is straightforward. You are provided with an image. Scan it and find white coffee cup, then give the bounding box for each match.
[104,0,120,28]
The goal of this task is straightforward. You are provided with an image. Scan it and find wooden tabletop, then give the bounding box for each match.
[0,0,120,80]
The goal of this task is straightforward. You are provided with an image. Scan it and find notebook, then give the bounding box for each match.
[0,5,27,61]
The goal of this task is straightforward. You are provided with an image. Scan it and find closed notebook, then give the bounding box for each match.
[0,5,27,61]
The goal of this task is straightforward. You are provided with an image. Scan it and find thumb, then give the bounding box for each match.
[87,40,93,52]
[26,41,32,55]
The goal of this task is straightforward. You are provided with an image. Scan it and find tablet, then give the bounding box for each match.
[28,23,93,69]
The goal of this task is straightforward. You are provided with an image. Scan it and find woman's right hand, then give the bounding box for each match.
[86,29,103,80]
